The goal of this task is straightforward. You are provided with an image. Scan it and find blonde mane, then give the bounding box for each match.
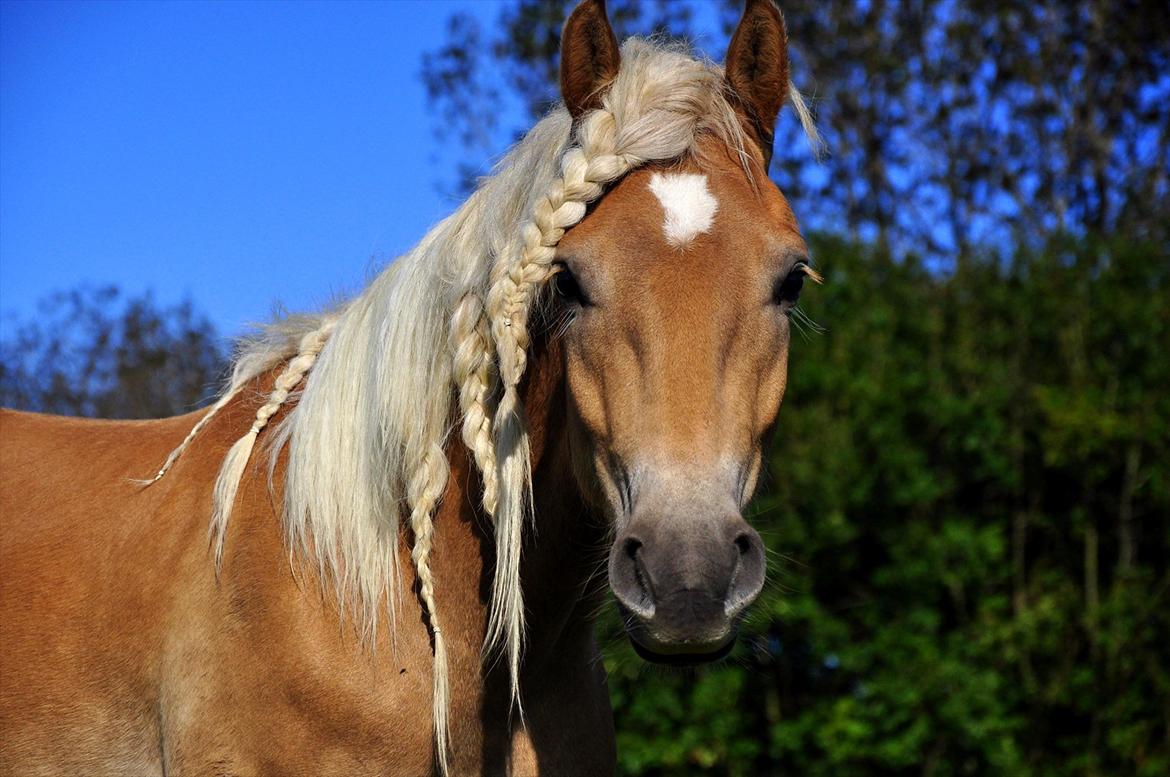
[146,38,819,771]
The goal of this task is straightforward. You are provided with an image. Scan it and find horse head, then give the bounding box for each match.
[553,0,814,663]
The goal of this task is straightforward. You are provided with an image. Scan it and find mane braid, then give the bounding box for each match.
[450,291,499,516]
[141,38,819,772]
[210,320,336,569]
[130,383,246,486]
[405,443,451,775]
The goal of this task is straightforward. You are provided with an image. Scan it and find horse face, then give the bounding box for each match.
[552,0,807,662]
[552,137,809,661]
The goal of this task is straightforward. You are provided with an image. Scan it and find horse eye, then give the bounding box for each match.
[772,263,808,308]
[553,266,588,305]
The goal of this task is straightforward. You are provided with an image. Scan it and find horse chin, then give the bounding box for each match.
[626,628,738,666]
[629,637,736,666]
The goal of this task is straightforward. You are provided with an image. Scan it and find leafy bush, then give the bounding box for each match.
[602,235,1170,776]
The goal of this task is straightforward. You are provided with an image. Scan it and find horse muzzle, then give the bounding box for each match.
[608,513,766,664]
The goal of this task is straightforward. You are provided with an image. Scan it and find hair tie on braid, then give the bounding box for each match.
[210,320,335,568]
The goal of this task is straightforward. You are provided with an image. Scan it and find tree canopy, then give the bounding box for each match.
[422,0,1169,264]
[0,287,224,419]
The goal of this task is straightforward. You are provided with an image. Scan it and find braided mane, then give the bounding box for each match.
[145,38,818,771]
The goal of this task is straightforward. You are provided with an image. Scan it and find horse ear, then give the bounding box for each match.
[725,0,790,165]
[560,0,621,118]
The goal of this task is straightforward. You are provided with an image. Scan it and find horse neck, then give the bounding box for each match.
[510,331,607,661]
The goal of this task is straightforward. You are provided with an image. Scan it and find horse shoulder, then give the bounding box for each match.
[151,402,439,774]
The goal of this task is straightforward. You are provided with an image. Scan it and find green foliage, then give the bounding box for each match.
[600,235,1170,775]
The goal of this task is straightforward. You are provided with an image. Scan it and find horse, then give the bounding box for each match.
[0,1,819,773]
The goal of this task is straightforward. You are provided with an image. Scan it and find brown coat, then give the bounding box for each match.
[0,346,614,776]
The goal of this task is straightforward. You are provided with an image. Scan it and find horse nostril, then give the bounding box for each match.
[611,536,655,619]
[734,532,752,557]
[725,527,766,616]
[625,538,652,602]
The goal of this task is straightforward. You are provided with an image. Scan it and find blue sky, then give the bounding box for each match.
[0,0,510,339]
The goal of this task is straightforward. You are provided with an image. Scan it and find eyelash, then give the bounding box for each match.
[772,263,809,309]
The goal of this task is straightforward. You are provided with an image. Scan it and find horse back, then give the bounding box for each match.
[0,405,443,776]
[0,408,209,774]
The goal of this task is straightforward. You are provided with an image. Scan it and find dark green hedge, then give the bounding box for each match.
[603,236,1170,776]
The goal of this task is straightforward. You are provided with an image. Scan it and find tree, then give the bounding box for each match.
[422,0,1170,265]
[422,3,1170,773]
[0,287,225,419]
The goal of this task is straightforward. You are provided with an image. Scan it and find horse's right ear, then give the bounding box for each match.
[560,0,621,118]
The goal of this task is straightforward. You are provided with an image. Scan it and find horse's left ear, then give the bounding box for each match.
[561,0,621,118]
[725,0,790,167]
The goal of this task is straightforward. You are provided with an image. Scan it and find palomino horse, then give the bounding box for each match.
[0,1,819,773]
